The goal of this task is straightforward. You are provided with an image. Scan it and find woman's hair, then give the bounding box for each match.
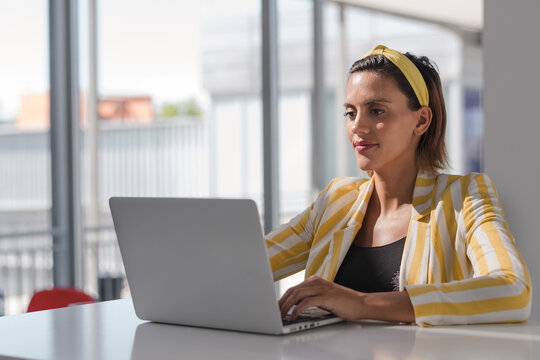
[348,52,448,172]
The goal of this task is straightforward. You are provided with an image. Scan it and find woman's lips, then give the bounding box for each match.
[354,140,377,152]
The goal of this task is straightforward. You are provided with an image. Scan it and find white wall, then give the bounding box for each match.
[484,0,540,319]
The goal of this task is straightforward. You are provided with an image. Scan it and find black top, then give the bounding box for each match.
[333,237,406,293]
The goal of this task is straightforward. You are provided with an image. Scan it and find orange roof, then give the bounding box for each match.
[15,92,154,129]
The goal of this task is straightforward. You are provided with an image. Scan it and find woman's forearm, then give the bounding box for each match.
[357,290,416,323]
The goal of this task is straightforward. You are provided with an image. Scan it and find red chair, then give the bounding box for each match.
[27,287,94,312]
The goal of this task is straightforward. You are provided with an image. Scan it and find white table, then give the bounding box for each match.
[0,299,538,360]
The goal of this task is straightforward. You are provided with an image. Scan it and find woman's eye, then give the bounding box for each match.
[344,111,355,119]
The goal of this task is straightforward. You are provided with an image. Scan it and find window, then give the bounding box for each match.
[0,0,52,315]
[79,0,264,299]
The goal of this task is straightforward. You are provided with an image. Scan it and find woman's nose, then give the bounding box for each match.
[352,113,369,134]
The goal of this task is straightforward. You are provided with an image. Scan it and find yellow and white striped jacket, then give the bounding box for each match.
[265,171,532,326]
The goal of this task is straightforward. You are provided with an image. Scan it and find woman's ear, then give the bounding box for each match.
[414,106,432,136]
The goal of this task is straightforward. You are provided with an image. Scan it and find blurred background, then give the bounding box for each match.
[0,0,482,315]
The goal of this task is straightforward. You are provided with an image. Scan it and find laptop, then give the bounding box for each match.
[109,197,342,335]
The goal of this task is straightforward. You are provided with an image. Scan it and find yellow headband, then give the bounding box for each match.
[360,44,429,107]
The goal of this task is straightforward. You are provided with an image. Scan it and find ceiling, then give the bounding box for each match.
[332,0,483,33]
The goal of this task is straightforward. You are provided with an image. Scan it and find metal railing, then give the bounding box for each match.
[0,231,54,315]
[0,226,135,315]
[0,115,312,315]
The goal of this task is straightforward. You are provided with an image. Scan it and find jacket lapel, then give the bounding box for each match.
[399,170,438,289]
[322,177,374,281]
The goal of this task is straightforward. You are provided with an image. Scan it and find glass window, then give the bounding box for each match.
[0,0,52,315]
[79,0,263,299]
[276,0,313,295]
[464,88,483,172]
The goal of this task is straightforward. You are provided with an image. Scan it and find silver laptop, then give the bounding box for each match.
[109,197,342,335]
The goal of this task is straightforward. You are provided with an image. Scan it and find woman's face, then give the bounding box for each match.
[345,71,428,173]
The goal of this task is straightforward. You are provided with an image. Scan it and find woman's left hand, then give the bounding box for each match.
[279,275,365,321]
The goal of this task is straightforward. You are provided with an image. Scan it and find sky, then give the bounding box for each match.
[0,1,48,119]
[0,0,261,120]
[91,0,207,104]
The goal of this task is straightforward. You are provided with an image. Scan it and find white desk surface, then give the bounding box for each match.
[0,299,538,360]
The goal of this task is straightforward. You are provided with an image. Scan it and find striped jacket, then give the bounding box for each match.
[265,171,532,326]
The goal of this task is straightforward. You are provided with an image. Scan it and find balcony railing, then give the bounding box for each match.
[0,115,311,315]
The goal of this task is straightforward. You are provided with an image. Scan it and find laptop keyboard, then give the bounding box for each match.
[282,307,335,326]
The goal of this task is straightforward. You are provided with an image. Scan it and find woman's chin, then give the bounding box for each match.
[356,159,377,172]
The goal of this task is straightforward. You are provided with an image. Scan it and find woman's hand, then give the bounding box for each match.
[279,275,416,323]
[279,275,365,321]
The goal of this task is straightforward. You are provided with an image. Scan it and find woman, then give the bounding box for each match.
[266,45,531,326]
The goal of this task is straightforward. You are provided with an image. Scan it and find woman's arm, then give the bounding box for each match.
[265,205,315,281]
[267,177,367,281]
[265,180,336,281]
[405,173,531,326]
[360,290,415,323]
[279,275,415,323]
